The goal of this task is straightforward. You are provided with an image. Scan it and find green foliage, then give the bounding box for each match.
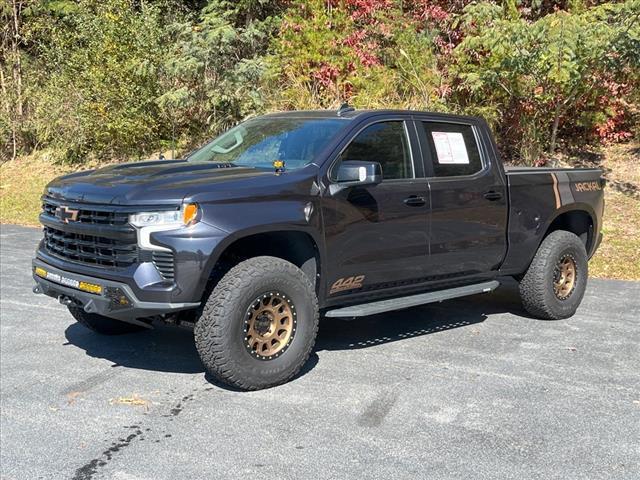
[3,0,639,165]
[22,0,176,162]
[269,0,447,110]
[157,0,285,147]
[453,0,640,162]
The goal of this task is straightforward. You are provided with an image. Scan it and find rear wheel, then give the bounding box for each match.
[68,307,150,335]
[195,256,319,390]
[518,230,588,320]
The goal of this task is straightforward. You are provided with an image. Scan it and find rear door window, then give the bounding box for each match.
[420,122,483,177]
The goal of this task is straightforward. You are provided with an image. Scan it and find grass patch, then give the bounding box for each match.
[588,142,640,280]
[590,191,640,280]
[1,145,639,279]
[1,152,74,226]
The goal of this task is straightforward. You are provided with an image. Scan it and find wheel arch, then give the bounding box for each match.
[543,205,597,256]
[200,227,323,302]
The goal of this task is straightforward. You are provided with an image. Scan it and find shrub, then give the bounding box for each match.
[452,1,640,163]
[24,0,174,162]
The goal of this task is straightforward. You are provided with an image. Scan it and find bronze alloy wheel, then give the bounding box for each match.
[244,292,296,360]
[553,254,577,300]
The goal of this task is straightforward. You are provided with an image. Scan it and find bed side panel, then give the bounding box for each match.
[500,172,558,275]
[501,169,603,275]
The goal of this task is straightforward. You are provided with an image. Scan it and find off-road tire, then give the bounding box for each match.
[68,307,149,335]
[194,256,319,391]
[519,230,588,320]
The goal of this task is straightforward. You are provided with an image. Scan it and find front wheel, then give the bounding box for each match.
[194,256,319,390]
[518,230,588,320]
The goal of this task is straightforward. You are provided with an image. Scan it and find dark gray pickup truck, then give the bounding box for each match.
[33,107,605,389]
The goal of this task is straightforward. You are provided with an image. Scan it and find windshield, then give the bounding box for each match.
[187,117,349,169]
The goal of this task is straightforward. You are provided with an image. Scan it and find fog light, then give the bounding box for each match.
[105,287,132,309]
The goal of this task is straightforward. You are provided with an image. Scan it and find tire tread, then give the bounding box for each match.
[519,230,587,320]
[195,256,318,390]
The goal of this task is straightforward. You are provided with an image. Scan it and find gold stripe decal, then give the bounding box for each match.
[551,173,561,209]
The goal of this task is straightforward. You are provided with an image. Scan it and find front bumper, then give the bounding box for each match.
[32,258,200,320]
[35,219,227,305]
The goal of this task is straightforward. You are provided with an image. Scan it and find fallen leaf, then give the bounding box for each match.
[110,394,151,411]
[67,391,82,405]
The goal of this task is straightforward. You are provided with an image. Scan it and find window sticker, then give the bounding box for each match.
[431,131,469,164]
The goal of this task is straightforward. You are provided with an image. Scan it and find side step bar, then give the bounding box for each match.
[324,280,500,318]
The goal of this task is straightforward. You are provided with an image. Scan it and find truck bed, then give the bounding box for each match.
[499,165,605,275]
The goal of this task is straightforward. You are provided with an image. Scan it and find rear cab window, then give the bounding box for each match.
[419,121,483,177]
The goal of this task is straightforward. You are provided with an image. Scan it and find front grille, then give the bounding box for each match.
[152,251,175,280]
[40,197,179,276]
[43,227,138,268]
[42,199,129,225]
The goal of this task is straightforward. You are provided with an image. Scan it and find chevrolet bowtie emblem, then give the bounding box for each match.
[54,206,80,223]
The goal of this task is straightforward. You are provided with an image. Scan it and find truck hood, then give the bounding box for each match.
[45,160,285,205]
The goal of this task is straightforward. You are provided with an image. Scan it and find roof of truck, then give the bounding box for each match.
[259,109,364,120]
[259,108,482,123]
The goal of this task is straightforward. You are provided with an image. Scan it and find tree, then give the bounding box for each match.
[157,0,286,148]
[19,0,175,161]
[269,0,448,110]
[1,0,28,160]
[452,0,640,162]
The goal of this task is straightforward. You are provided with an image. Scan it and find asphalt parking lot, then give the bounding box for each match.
[1,223,639,479]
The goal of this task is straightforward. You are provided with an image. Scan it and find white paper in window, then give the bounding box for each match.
[431,132,469,164]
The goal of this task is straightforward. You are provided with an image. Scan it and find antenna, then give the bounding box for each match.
[337,102,355,116]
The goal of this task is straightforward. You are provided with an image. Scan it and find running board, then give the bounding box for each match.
[324,280,500,318]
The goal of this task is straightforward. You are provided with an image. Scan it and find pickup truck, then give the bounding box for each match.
[32,107,605,390]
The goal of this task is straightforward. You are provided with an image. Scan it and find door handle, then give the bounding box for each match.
[403,195,426,207]
[483,191,503,201]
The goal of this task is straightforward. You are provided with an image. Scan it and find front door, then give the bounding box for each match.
[321,119,430,298]
[415,117,508,277]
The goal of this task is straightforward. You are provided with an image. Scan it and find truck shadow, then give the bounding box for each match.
[63,278,526,383]
[64,323,205,374]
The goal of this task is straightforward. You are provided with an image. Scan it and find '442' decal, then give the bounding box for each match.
[330,275,365,294]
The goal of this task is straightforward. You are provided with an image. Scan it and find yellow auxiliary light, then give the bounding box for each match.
[79,281,103,295]
[34,265,102,295]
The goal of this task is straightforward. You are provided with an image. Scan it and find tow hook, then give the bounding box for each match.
[58,295,76,307]
[33,285,43,295]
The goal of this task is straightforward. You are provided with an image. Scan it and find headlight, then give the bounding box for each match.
[129,210,182,227]
[129,203,200,228]
[130,203,200,252]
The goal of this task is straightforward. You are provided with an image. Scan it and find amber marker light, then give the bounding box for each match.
[183,203,199,226]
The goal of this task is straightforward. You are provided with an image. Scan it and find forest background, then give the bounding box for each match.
[1,0,639,278]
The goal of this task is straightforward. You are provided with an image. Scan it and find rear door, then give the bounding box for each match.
[321,117,431,298]
[414,116,508,277]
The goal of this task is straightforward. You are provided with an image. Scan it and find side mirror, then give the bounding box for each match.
[330,161,383,194]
